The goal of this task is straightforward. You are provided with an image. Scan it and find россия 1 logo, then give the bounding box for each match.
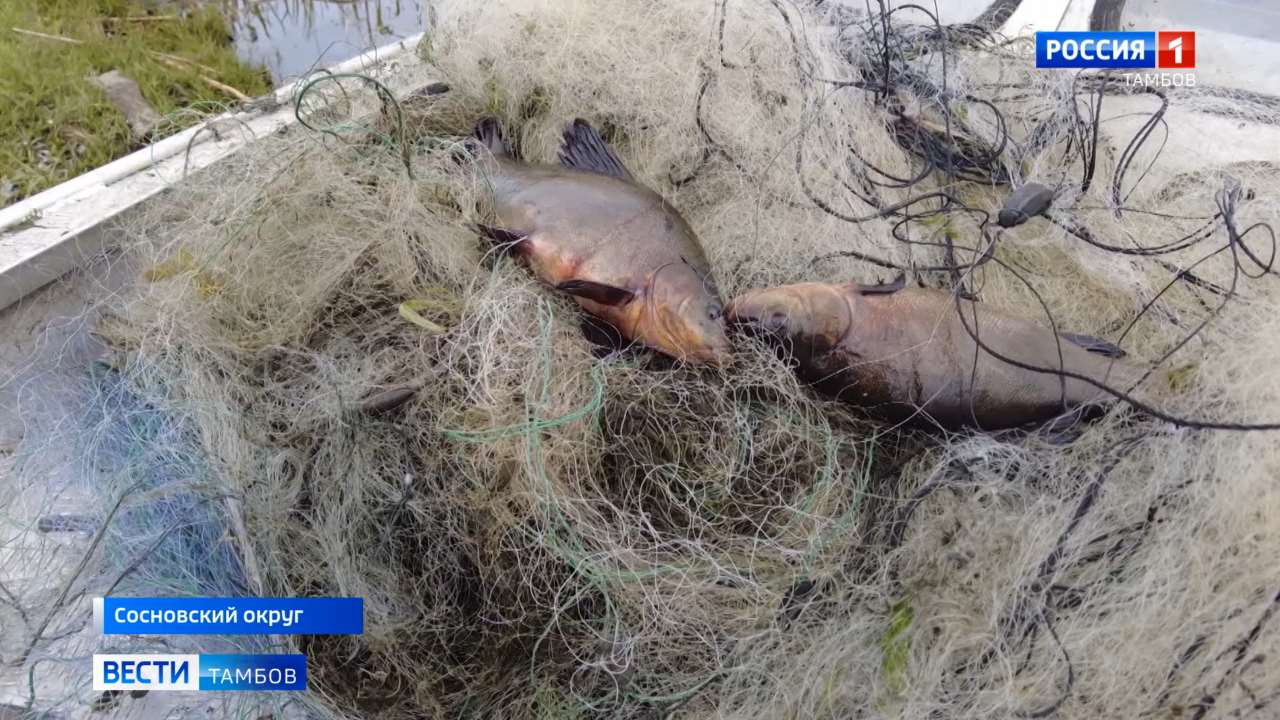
[1158,31,1195,69]
[1036,31,1196,69]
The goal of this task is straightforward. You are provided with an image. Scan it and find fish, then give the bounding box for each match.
[470,117,731,365]
[725,279,1151,430]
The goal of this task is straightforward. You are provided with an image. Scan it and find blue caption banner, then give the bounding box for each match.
[95,597,363,635]
[199,654,307,691]
[1036,31,1156,69]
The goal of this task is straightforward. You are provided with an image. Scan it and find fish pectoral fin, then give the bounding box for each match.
[556,279,635,306]
[557,119,634,181]
[474,224,530,254]
[1059,332,1127,359]
[854,273,907,295]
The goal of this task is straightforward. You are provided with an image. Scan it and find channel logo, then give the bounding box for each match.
[1158,31,1195,69]
[93,653,306,691]
[93,655,198,692]
[1036,31,1196,69]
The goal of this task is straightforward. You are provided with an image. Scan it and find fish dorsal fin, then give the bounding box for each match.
[557,119,634,181]
[1059,332,1127,359]
[852,273,906,295]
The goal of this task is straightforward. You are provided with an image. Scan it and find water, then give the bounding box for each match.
[228,0,426,84]
[229,0,994,85]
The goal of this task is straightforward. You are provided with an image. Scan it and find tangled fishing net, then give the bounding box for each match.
[4,0,1280,717]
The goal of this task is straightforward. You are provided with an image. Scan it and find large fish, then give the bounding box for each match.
[471,117,731,365]
[726,280,1152,430]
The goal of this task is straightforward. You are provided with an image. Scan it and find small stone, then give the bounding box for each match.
[91,70,163,140]
[33,141,53,169]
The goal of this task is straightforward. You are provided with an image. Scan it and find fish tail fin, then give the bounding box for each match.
[473,116,512,157]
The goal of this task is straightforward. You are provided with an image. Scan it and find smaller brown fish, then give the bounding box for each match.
[726,280,1151,430]
[472,118,731,365]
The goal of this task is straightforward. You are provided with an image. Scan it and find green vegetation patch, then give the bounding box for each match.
[880,598,914,697]
[0,0,271,206]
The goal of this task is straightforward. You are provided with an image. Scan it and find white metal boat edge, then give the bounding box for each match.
[0,32,429,312]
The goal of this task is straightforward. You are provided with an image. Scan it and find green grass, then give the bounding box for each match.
[0,0,271,205]
[880,598,914,697]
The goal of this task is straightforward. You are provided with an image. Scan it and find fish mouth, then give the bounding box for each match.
[725,298,790,339]
[649,288,734,367]
[648,323,734,367]
[671,331,734,367]
[656,342,731,367]
[725,300,801,368]
[698,343,735,367]
[679,350,731,367]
